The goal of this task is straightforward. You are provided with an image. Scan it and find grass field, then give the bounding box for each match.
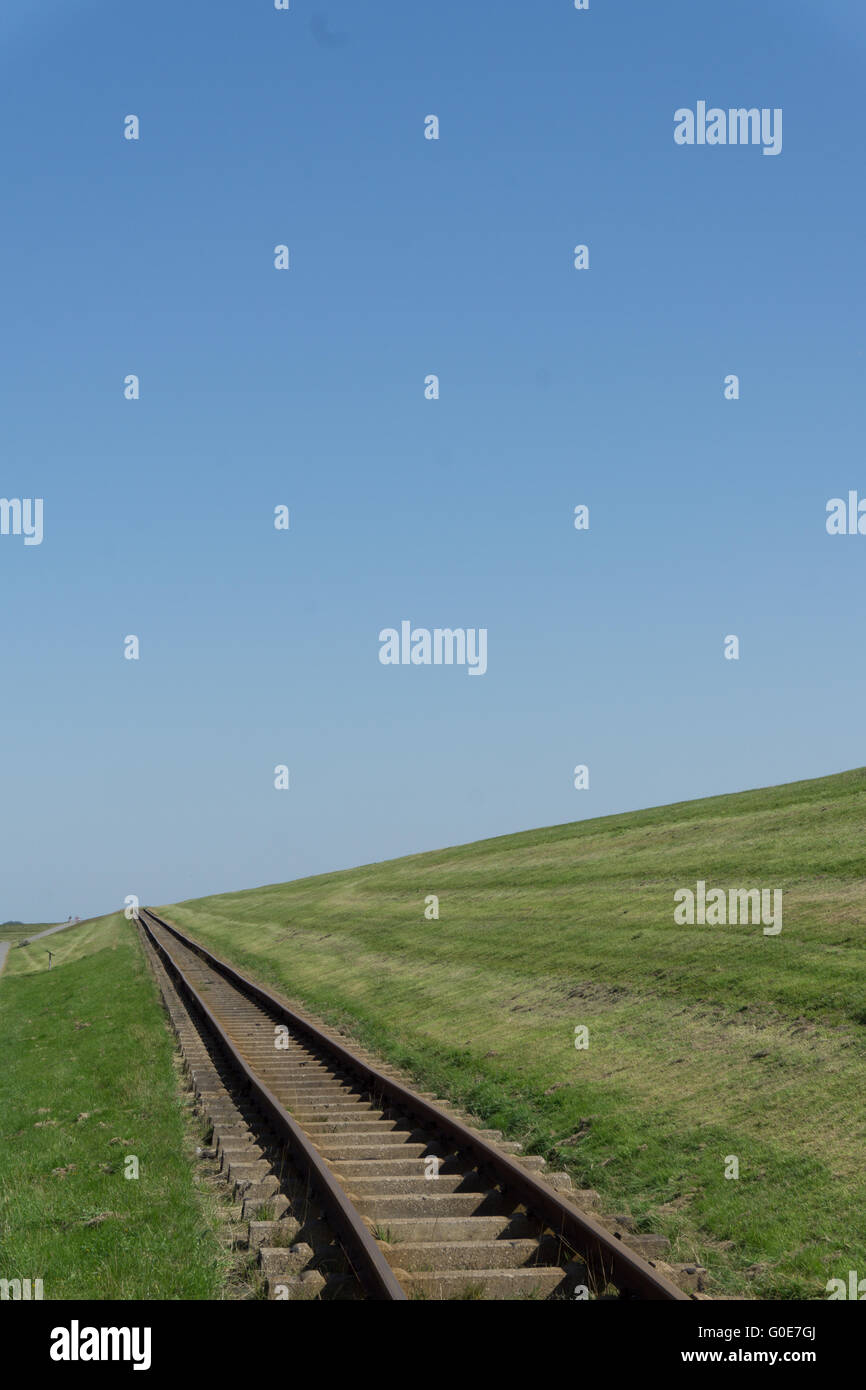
[0,914,227,1299]
[158,767,866,1300]
[0,923,55,944]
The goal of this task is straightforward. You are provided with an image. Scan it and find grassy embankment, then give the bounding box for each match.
[160,767,866,1300]
[0,914,228,1298]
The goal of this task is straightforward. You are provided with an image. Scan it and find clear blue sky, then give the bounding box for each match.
[1,1,864,922]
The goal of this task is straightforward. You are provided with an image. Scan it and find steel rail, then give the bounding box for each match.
[142,907,691,1301]
[139,908,407,1301]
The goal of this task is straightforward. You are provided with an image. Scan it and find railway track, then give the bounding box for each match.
[139,907,692,1302]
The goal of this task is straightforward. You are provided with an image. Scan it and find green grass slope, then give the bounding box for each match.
[0,914,227,1299]
[162,766,866,1300]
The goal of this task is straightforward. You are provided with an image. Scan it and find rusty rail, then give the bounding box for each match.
[140,906,690,1301]
[140,908,406,1300]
